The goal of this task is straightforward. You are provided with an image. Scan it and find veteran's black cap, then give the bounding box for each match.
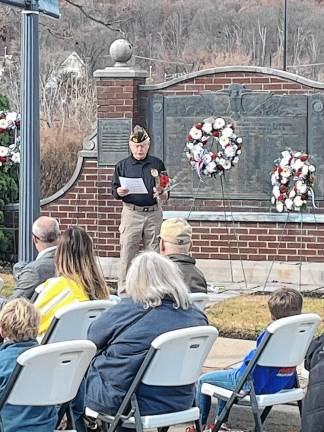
[129,125,149,143]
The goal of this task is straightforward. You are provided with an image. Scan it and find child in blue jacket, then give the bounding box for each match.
[0,298,58,432]
[196,287,303,430]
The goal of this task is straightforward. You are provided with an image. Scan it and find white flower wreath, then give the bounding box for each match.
[0,111,20,167]
[185,117,243,178]
[271,149,316,213]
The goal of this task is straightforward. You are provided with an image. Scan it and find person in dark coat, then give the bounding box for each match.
[159,218,207,294]
[302,334,324,432]
[85,251,208,416]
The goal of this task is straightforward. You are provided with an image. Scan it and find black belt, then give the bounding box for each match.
[124,203,159,212]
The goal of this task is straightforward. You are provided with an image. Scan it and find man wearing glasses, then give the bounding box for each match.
[112,125,167,294]
[0,216,60,307]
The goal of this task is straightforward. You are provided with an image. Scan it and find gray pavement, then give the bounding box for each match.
[204,337,254,370]
[207,281,324,298]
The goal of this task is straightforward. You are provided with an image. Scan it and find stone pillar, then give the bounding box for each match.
[94,39,148,126]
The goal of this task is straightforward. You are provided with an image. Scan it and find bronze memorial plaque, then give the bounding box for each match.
[97,118,131,165]
[147,85,324,201]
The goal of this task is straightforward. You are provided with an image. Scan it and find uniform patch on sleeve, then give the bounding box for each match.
[277,367,296,377]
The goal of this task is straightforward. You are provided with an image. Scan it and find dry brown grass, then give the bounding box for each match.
[206,294,324,340]
[40,124,88,198]
[198,51,251,69]
[0,273,15,297]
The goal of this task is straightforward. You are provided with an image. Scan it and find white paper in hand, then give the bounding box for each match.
[119,177,148,194]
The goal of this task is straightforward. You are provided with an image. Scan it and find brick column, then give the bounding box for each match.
[94,66,148,126]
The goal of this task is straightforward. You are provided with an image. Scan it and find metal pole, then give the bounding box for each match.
[18,0,40,263]
[283,0,288,71]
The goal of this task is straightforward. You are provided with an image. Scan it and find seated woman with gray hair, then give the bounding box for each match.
[85,251,208,416]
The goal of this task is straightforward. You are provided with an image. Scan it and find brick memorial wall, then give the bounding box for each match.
[36,65,324,281]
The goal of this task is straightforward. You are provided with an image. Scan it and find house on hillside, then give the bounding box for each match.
[58,51,85,78]
[45,51,86,89]
[0,44,15,79]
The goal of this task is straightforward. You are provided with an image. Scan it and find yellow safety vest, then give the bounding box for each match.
[35,276,89,335]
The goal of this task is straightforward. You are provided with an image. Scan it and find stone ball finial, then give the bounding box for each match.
[109,39,133,66]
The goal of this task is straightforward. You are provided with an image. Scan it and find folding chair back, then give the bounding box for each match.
[3,340,96,406]
[257,313,321,367]
[41,297,120,344]
[89,326,218,432]
[142,325,218,386]
[201,314,321,432]
[188,293,209,310]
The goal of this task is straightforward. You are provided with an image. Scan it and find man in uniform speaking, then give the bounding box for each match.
[112,125,167,293]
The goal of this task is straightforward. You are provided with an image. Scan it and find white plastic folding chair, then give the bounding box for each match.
[31,282,47,303]
[41,297,120,344]
[0,340,97,432]
[189,293,210,311]
[86,325,218,432]
[202,313,321,432]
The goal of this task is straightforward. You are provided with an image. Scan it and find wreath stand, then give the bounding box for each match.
[263,150,317,292]
[185,117,248,291]
[185,121,319,294]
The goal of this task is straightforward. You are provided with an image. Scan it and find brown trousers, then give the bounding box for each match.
[118,203,163,294]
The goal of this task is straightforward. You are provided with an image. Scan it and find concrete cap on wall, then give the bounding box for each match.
[93,38,148,79]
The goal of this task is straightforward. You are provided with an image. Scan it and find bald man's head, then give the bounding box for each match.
[32,217,60,246]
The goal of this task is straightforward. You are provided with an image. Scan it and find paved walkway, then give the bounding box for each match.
[207,281,324,300]
[204,336,254,370]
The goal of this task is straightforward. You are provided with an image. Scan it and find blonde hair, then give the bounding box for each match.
[268,287,303,319]
[126,251,189,309]
[55,226,109,300]
[0,298,40,341]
